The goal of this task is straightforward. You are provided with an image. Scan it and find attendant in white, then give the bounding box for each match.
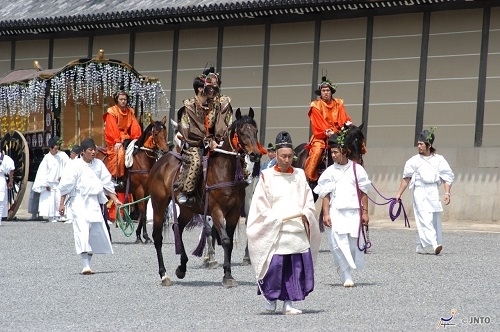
[247,131,321,315]
[314,133,371,287]
[64,145,82,224]
[395,128,454,255]
[259,143,277,171]
[69,145,81,160]
[0,152,15,225]
[58,138,122,275]
[32,136,69,222]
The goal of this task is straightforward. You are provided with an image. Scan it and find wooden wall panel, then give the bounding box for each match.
[424,9,482,147]
[266,22,314,145]
[53,38,88,68]
[14,40,49,70]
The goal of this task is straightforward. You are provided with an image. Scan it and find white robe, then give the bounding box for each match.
[314,160,371,274]
[58,158,114,255]
[246,167,320,280]
[32,151,69,219]
[0,153,15,219]
[403,154,454,249]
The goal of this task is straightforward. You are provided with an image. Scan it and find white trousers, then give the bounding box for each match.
[414,208,442,249]
[327,229,365,277]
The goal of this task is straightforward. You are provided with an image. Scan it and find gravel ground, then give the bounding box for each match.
[0,219,498,332]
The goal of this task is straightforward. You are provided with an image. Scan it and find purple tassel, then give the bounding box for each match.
[173,223,182,255]
[192,227,206,257]
[235,158,244,182]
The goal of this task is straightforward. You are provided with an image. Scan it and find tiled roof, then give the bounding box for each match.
[0,0,482,37]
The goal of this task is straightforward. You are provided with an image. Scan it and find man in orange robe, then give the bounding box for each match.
[103,91,142,179]
[304,76,352,183]
[103,91,142,220]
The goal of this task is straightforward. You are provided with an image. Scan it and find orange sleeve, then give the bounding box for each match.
[308,107,331,140]
[129,116,142,140]
[103,113,121,146]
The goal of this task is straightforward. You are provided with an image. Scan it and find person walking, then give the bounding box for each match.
[395,128,454,255]
[314,132,371,287]
[0,151,15,225]
[260,143,277,171]
[58,138,122,275]
[69,145,81,160]
[32,136,69,222]
[246,131,320,315]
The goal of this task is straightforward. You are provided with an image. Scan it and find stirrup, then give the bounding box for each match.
[113,180,124,191]
[177,193,195,207]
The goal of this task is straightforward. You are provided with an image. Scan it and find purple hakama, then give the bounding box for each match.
[258,250,314,301]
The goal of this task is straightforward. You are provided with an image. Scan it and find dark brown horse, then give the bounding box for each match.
[148,108,262,287]
[97,116,169,243]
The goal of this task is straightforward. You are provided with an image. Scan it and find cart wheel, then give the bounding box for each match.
[1,130,29,220]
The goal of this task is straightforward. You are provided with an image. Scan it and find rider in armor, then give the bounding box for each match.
[175,67,233,206]
[304,76,352,183]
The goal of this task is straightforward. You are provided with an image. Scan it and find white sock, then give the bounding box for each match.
[81,252,90,270]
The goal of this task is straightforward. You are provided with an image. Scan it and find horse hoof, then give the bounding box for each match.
[134,238,143,244]
[161,276,173,286]
[208,261,218,269]
[242,257,251,266]
[222,277,238,288]
[143,238,152,244]
[175,267,186,279]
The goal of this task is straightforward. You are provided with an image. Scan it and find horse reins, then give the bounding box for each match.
[368,183,410,228]
[353,161,372,252]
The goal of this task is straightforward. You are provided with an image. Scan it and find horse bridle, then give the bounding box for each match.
[136,125,166,160]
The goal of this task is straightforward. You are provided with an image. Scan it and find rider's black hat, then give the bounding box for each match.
[267,143,276,151]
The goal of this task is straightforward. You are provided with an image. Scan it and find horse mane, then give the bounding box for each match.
[135,122,154,148]
[344,123,365,164]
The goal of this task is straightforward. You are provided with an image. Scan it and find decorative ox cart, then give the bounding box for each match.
[0,50,168,220]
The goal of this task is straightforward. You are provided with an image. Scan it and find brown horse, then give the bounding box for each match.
[97,116,169,243]
[148,108,262,287]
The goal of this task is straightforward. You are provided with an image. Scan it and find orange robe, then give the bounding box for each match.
[304,98,352,182]
[103,105,142,178]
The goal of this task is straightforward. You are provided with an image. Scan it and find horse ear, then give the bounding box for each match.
[358,122,365,130]
[248,107,254,119]
[235,108,242,120]
[149,115,154,125]
[161,116,167,125]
